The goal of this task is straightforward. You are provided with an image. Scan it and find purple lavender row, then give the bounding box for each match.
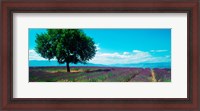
[105,68,142,82]
[129,68,152,82]
[153,68,171,82]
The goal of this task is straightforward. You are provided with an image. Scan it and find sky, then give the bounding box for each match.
[29,28,171,65]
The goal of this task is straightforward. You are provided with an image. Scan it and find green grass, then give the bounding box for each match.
[163,79,171,82]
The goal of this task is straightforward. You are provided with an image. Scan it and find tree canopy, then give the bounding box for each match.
[35,29,96,72]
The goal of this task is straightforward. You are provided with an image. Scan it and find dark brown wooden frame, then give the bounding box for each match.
[0,0,199,110]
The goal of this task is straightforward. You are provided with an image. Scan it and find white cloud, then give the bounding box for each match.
[29,50,57,61]
[123,52,129,55]
[95,44,101,51]
[29,50,46,60]
[150,50,168,52]
[90,49,171,65]
[29,48,171,65]
[29,49,55,61]
[132,50,143,53]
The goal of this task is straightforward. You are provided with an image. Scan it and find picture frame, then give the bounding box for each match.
[0,0,199,110]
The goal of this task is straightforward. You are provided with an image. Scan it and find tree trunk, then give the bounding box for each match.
[66,62,70,72]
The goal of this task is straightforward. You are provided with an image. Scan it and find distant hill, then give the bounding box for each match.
[108,62,171,68]
[29,60,171,68]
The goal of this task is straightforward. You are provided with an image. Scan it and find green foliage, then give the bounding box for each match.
[35,29,96,72]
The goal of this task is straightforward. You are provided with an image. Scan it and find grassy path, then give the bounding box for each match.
[151,69,157,82]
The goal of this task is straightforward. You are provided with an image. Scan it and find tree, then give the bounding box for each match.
[35,29,96,72]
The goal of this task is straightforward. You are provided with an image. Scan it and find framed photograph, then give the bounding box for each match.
[1,0,199,110]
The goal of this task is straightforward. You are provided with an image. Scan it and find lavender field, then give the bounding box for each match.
[29,67,171,82]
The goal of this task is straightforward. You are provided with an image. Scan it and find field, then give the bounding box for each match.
[29,67,171,82]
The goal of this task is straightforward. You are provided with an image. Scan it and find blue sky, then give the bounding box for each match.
[29,28,171,64]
